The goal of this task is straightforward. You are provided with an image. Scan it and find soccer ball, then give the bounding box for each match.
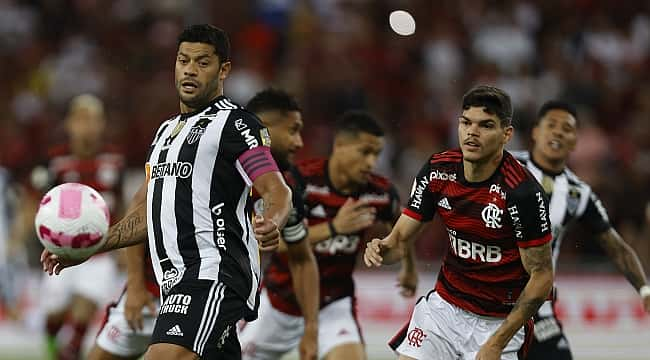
[35,183,110,260]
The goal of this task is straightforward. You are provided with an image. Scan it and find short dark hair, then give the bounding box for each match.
[335,110,384,138]
[177,24,230,62]
[537,100,578,124]
[462,85,513,126]
[246,88,301,115]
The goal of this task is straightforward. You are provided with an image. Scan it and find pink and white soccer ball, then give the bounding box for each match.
[35,183,110,260]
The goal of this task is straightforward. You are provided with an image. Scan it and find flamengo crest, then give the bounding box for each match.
[481,203,503,229]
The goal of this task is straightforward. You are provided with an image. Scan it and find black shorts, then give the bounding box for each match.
[527,304,573,360]
[151,279,250,359]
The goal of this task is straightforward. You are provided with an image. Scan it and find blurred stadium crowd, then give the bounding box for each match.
[1,0,649,277]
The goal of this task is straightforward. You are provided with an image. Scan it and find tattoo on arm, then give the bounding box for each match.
[513,242,553,315]
[598,229,648,290]
[105,204,147,251]
[492,243,554,345]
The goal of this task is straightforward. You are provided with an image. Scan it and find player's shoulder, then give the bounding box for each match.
[295,158,327,179]
[501,151,541,194]
[563,166,593,194]
[509,150,530,164]
[429,148,463,166]
[47,143,70,158]
[367,172,394,193]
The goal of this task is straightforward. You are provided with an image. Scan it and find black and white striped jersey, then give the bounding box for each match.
[512,151,612,268]
[145,96,278,312]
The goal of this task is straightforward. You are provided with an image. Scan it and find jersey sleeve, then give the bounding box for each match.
[402,159,437,222]
[508,179,553,248]
[579,191,612,234]
[222,112,279,184]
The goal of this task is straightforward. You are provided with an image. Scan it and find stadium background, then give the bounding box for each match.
[0,0,648,359]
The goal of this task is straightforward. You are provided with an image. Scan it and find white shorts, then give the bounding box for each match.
[390,291,531,360]
[95,290,160,357]
[41,255,119,313]
[239,291,362,359]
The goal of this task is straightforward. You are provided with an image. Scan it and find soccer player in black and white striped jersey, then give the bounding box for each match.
[513,101,650,360]
[41,24,292,360]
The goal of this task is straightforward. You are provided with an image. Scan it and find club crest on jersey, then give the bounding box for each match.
[161,268,184,295]
[260,128,271,147]
[481,203,503,229]
[186,118,212,145]
[567,186,580,214]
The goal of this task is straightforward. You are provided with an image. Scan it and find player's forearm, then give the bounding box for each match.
[102,202,148,252]
[287,249,320,328]
[125,242,147,288]
[401,241,416,271]
[261,185,292,230]
[599,229,648,291]
[490,269,553,348]
[306,222,332,245]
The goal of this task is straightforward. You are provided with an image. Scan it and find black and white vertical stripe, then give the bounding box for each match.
[512,151,591,268]
[146,99,260,309]
[193,282,225,355]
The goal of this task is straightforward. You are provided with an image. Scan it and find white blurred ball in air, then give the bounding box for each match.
[389,10,416,36]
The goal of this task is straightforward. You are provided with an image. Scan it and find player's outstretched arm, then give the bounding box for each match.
[477,242,553,360]
[253,171,292,251]
[597,228,650,312]
[364,214,423,267]
[42,179,149,275]
[286,239,319,360]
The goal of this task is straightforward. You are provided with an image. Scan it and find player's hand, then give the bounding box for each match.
[397,266,418,298]
[254,215,280,252]
[332,198,376,235]
[125,283,157,331]
[299,323,318,360]
[364,238,390,267]
[475,338,503,360]
[40,249,88,275]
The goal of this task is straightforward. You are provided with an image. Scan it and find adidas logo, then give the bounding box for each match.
[438,197,451,210]
[310,205,327,218]
[166,325,184,336]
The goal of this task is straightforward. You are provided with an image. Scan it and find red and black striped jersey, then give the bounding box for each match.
[32,143,126,220]
[404,149,552,317]
[264,158,400,315]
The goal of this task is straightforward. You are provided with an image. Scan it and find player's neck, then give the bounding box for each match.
[179,89,224,114]
[463,151,503,183]
[328,158,358,194]
[531,149,566,174]
[70,140,99,159]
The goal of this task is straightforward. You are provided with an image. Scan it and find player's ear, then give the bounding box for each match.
[502,125,513,145]
[219,61,231,81]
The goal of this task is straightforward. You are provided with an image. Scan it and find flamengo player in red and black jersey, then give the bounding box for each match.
[243,88,320,360]
[241,111,411,360]
[365,85,554,360]
[24,94,125,360]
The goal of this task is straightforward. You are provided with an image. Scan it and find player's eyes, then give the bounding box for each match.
[199,61,209,67]
[178,58,188,64]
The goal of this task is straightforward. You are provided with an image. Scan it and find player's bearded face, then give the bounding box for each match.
[175,42,228,109]
[336,133,384,184]
[532,109,577,162]
[458,107,512,163]
[266,111,304,169]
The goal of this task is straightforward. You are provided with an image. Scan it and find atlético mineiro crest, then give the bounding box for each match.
[407,327,427,347]
[187,118,212,145]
